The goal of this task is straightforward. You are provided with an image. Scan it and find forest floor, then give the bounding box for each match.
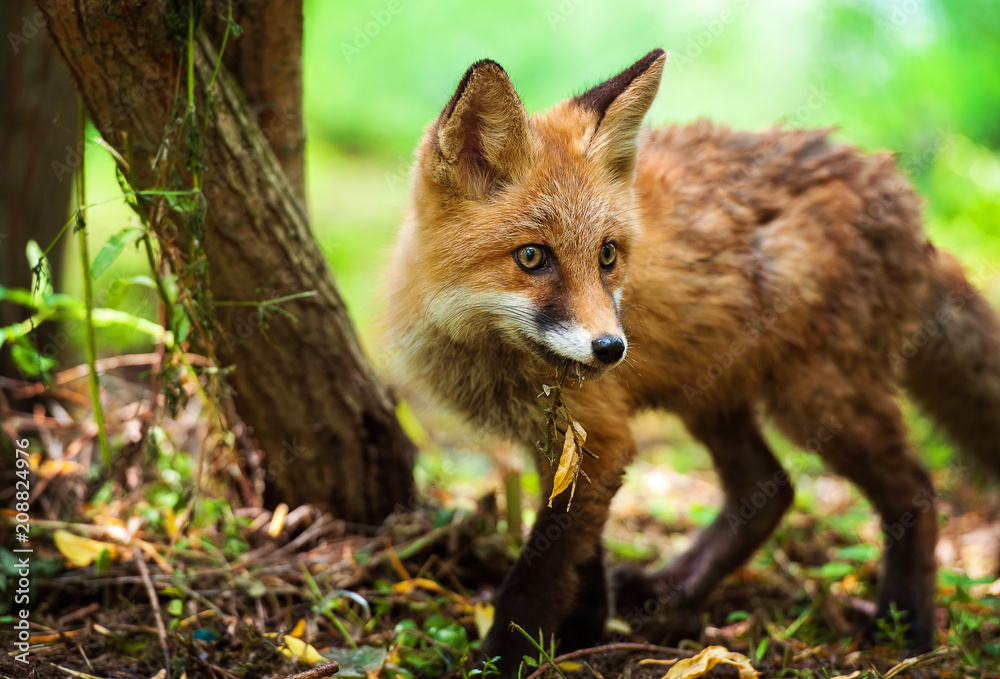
[2,362,999,679]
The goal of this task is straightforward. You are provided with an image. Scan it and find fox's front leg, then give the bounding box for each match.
[482,503,604,673]
[483,423,635,677]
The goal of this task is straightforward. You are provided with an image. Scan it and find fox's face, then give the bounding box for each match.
[394,50,666,381]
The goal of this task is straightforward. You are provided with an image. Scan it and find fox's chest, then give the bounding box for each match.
[410,327,550,444]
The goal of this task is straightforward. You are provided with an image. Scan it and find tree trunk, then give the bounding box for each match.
[37,0,415,524]
[206,0,306,203]
[0,0,76,390]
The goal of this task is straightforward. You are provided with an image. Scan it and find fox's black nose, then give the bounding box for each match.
[591,336,625,364]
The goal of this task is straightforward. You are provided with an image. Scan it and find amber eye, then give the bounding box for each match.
[599,242,617,269]
[515,245,548,271]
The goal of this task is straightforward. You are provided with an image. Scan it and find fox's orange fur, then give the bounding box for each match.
[385,50,1000,676]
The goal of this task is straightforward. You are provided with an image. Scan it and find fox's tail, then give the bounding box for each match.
[902,251,1000,478]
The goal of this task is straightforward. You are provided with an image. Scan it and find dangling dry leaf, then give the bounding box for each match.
[663,646,759,679]
[53,529,119,568]
[548,426,580,507]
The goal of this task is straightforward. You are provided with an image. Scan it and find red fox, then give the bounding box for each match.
[385,49,1000,675]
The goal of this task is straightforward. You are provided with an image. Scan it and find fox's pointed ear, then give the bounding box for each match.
[574,49,666,185]
[430,59,531,199]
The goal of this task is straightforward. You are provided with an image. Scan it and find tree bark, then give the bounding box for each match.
[38,0,415,524]
[206,0,306,203]
[0,0,76,389]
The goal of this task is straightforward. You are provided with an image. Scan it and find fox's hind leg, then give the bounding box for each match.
[613,406,794,638]
[771,368,938,648]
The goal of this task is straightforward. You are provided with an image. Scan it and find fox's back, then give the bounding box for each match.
[621,121,938,414]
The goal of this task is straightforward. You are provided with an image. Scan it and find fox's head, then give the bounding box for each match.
[391,49,666,382]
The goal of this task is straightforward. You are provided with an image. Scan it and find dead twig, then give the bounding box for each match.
[135,550,171,679]
[278,661,339,679]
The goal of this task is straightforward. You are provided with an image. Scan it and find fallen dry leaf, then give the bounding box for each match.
[663,645,759,679]
[279,634,326,665]
[53,529,119,568]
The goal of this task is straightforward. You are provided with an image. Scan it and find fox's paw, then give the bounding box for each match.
[611,563,658,618]
[611,563,705,644]
[861,601,935,654]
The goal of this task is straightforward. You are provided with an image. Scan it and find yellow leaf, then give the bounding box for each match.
[268,503,289,538]
[557,661,584,672]
[289,618,307,639]
[163,507,178,540]
[664,646,759,679]
[548,428,579,507]
[827,673,861,679]
[36,459,83,479]
[473,602,494,640]
[53,529,118,568]
[392,577,445,596]
[570,419,587,444]
[279,635,326,665]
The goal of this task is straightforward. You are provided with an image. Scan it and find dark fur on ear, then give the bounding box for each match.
[571,49,666,185]
[439,59,505,122]
[431,59,532,199]
[574,48,666,125]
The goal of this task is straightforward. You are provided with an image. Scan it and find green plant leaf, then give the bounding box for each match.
[11,336,56,378]
[91,227,144,280]
[26,240,53,297]
[167,599,183,617]
[106,279,130,309]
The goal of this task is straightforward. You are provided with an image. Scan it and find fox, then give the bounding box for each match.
[384,48,1000,676]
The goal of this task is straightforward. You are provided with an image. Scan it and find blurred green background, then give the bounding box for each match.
[69,0,1000,367]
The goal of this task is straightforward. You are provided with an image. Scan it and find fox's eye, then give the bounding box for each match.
[515,245,548,271]
[600,242,617,269]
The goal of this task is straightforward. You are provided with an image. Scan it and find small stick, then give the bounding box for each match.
[278,661,340,679]
[58,602,100,626]
[135,550,171,679]
[524,642,692,679]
